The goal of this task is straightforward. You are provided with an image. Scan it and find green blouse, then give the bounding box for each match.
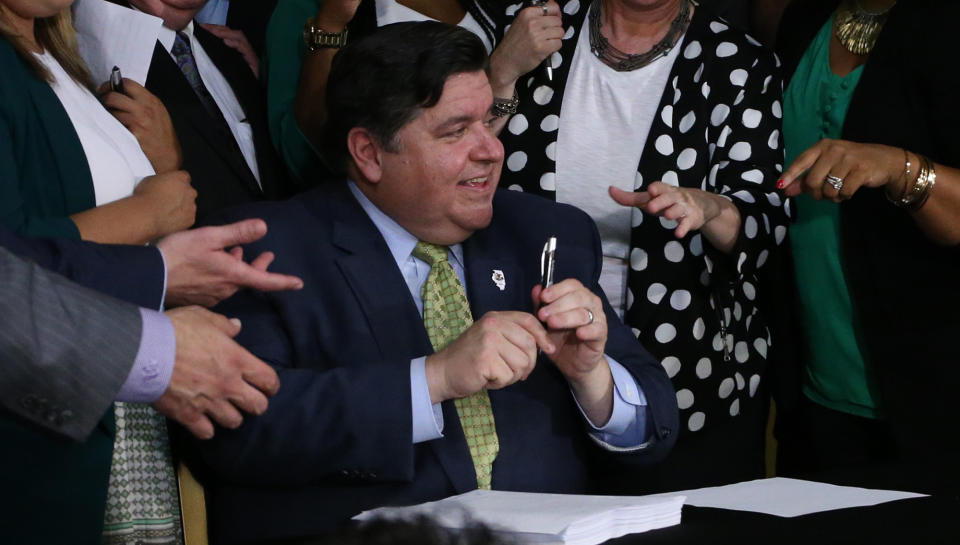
[783,16,880,419]
[264,0,329,185]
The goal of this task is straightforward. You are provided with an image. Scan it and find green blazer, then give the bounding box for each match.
[0,36,114,545]
[0,36,95,239]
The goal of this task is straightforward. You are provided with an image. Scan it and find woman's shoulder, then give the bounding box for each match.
[686,6,777,68]
[0,37,40,99]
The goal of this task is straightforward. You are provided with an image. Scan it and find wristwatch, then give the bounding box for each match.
[303,18,349,51]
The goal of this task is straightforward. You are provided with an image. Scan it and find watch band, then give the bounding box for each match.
[303,18,349,51]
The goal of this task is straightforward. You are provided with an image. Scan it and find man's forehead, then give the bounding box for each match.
[421,71,493,123]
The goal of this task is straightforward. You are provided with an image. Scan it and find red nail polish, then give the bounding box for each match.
[776,179,786,189]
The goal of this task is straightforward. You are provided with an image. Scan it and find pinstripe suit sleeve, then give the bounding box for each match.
[0,247,143,441]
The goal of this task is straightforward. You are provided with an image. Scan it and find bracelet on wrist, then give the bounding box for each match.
[889,152,936,211]
[491,89,519,118]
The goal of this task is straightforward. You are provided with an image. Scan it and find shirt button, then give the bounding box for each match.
[824,104,833,113]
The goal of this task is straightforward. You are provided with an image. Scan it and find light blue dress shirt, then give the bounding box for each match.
[348,183,651,449]
[196,0,231,26]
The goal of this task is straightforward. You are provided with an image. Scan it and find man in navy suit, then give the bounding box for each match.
[193,22,679,544]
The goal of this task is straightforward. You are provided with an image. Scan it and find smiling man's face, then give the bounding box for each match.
[368,70,504,245]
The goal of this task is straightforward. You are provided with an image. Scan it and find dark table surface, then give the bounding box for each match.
[610,464,960,545]
[609,496,959,545]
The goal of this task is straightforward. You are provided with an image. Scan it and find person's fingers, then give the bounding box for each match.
[675,214,696,239]
[783,181,804,198]
[661,201,689,221]
[538,278,586,305]
[645,181,673,197]
[230,246,244,260]
[206,219,269,248]
[236,349,281,396]
[839,166,870,201]
[780,140,826,188]
[545,305,600,331]
[609,186,651,208]
[821,162,853,203]
[501,311,553,353]
[643,192,679,215]
[226,381,270,416]
[96,81,111,96]
[249,251,275,271]
[101,90,140,113]
[110,112,139,132]
[207,397,245,429]
[200,308,243,337]
[227,261,304,292]
[499,321,539,367]
[803,145,844,201]
[119,78,151,101]
[495,337,534,384]
[178,410,215,440]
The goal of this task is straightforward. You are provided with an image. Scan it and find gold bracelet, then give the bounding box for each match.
[908,156,936,211]
[886,148,913,204]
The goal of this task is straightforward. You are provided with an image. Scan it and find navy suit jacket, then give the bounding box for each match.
[0,226,163,309]
[194,183,679,544]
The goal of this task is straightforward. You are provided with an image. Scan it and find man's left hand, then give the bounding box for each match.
[157,219,304,308]
[533,279,614,424]
[200,24,260,78]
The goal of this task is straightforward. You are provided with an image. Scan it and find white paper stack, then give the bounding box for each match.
[354,489,684,545]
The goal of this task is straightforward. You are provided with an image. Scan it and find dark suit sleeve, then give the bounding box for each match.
[193,285,417,487]
[0,247,143,441]
[0,226,165,309]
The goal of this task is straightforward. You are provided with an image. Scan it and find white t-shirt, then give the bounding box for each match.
[555,8,684,316]
[35,51,155,206]
[376,0,494,53]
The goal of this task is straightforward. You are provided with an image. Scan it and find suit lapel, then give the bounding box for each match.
[195,25,284,199]
[146,41,261,195]
[462,231,532,487]
[328,186,479,493]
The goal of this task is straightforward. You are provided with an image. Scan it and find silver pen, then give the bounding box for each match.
[540,236,557,290]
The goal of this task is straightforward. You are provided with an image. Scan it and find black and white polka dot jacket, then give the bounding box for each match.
[498,0,789,433]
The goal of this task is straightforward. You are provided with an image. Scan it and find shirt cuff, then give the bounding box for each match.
[116,308,176,403]
[410,357,444,443]
[156,246,168,310]
[574,355,650,447]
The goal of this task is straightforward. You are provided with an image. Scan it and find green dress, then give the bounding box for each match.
[264,0,328,185]
[782,16,880,419]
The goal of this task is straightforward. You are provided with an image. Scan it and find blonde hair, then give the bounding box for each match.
[0,8,93,88]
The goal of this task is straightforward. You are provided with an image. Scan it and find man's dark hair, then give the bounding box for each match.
[321,21,490,175]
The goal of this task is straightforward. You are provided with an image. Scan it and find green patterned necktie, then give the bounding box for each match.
[413,241,499,490]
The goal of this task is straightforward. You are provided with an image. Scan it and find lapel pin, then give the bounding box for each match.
[491,269,506,291]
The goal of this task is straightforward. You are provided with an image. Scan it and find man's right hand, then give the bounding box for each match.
[152,306,280,439]
[424,311,554,403]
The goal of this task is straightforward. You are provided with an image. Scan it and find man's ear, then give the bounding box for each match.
[347,127,383,184]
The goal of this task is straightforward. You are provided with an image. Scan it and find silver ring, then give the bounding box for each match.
[542,5,549,15]
[585,308,595,325]
[824,174,844,191]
